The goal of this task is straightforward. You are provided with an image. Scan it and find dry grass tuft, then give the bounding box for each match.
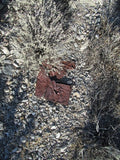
[72,1,120,160]
[4,0,74,72]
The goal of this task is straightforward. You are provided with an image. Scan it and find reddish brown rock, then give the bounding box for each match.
[49,70,66,79]
[35,68,51,98]
[44,81,71,105]
[61,61,75,70]
[49,61,75,79]
[35,61,75,105]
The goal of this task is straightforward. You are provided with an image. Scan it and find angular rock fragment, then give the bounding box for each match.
[35,68,50,98]
[35,61,75,105]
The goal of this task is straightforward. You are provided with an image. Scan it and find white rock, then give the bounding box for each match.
[15,59,24,65]
[51,126,57,130]
[76,35,85,41]
[21,84,27,89]
[25,78,29,84]
[13,62,19,68]
[1,47,9,55]
[73,92,80,98]
[80,41,89,52]
[95,34,99,39]
[60,147,67,153]
[85,13,90,18]
[74,43,78,48]
[56,133,61,139]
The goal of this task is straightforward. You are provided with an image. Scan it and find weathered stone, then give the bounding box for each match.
[1,47,10,55]
[3,64,14,76]
[35,61,75,105]
[73,92,80,98]
[44,81,71,105]
[35,68,51,98]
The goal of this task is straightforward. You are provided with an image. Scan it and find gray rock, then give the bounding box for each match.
[30,134,35,140]
[0,133,3,140]
[0,122,3,131]
[15,59,24,65]
[4,60,11,64]
[3,64,14,76]
[0,4,4,10]
[51,126,57,130]
[0,55,6,63]
[20,136,26,143]
[56,133,61,139]
[1,47,10,55]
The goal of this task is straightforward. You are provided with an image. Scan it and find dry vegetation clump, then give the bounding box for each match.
[1,0,74,74]
[72,1,120,160]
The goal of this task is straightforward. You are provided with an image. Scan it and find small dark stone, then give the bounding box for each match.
[50,76,73,85]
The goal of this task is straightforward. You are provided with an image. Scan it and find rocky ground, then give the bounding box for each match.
[0,0,120,160]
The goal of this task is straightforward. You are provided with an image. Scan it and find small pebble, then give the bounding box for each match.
[80,41,89,52]
[85,13,90,18]
[21,84,27,89]
[51,126,57,130]
[0,134,3,140]
[95,34,99,39]
[73,92,80,98]
[3,64,14,76]
[13,62,19,68]
[0,122,3,131]
[4,60,12,64]
[60,147,67,153]
[56,133,61,139]
[20,136,26,143]
[0,55,6,62]
[35,121,39,128]
[1,47,10,55]
[9,95,13,100]
[31,134,35,140]
[74,43,78,48]
[15,59,24,65]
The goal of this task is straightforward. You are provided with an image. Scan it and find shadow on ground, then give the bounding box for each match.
[72,71,120,160]
[0,73,35,160]
[82,73,120,159]
[108,0,120,29]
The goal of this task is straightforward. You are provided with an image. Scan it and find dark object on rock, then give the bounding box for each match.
[35,61,75,105]
[50,76,73,85]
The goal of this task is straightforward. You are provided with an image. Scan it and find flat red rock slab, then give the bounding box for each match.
[35,61,75,105]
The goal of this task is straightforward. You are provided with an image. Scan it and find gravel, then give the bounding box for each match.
[0,0,107,159]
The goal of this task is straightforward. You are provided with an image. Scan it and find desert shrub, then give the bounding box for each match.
[1,0,74,74]
[72,1,120,159]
